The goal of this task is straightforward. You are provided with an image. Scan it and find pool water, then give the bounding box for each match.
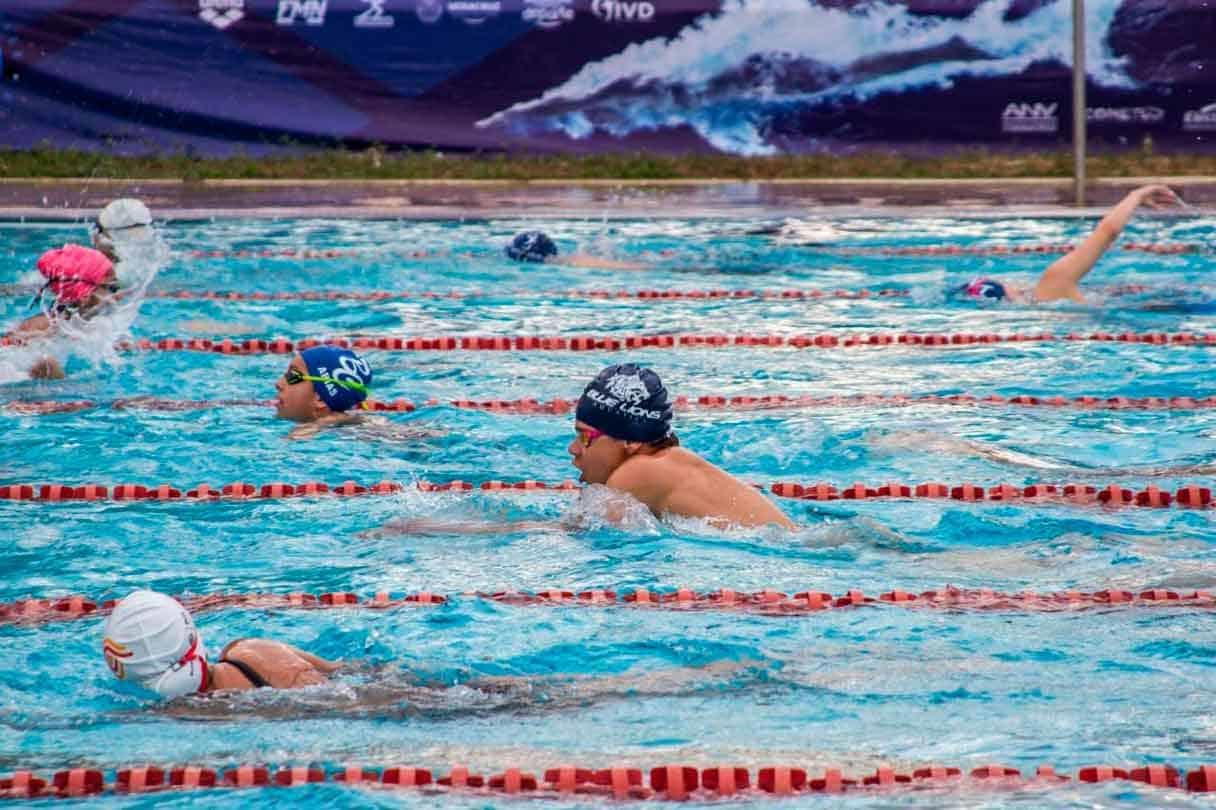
[1,214,1215,807]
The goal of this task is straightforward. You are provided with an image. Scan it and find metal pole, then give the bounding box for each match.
[1072,0,1086,206]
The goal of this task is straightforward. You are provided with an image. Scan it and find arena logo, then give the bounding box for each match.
[276,0,327,26]
[198,0,244,30]
[447,0,500,25]
[1182,102,1216,132]
[1000,102,1058,134]
[415,0,443,24]
[522,0,574,29]
[1087,106,1165,125]
[591,0,655,22]
[353,0,395,28]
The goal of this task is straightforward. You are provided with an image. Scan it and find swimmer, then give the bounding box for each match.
[275,346,373,439]
[505,230,648,270]
[91,198,154,269]
[3,245,121,379]
[374,363,794,535]
[954,184,1186,304]
[103,590,340,699]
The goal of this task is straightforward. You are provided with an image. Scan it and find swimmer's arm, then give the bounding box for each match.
[554,255,649,271]
[362,517,567,538]
[1034,184,1183,302]
[603,463,671,519]
[286,413,362,440]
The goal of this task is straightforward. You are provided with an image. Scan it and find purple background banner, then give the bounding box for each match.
[1,0,1214,156]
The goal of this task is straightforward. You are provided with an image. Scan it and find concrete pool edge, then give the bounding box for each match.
[2,177,1215,220]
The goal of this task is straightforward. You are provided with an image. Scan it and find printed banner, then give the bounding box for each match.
[1,0,1214,156]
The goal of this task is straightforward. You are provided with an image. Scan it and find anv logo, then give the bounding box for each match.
[354,0,394,28]
[1001,101,1058,134]
[591,0,655,21]
[276,0,327,25]
[199,0,244,30]
[1003,102,1057,118]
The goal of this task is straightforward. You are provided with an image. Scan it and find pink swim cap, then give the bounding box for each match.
[36,244,114,304]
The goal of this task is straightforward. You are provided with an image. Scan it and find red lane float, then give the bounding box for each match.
[4,761,1214,799]
[10,392,1216,416]
[10,331,1215,354]
[2,585,1213,627]
[4,478,1215,511]
[144,287,911,302]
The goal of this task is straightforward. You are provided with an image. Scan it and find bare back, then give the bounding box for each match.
[211,639,339,691]
[607,447,794,529]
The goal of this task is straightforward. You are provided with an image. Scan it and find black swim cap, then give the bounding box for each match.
[576,363,673,444]
[506,231,558,263]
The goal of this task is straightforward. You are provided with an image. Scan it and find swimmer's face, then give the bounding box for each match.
[275,354,324,422]
[568,420,628,485]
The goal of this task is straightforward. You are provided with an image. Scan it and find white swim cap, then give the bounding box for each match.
[103,590,208,699]
[96,199,152,232]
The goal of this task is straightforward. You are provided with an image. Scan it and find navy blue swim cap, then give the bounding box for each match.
[506,231,558,263]
[955,278,1007,301]
[301,346,372,413]
[576,363,673,444]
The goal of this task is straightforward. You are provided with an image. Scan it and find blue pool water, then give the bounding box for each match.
[1,214,1215,807]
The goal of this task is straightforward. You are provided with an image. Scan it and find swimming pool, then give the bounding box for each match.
[2,213,1215,806]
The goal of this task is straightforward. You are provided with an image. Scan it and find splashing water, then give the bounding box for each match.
[0,228,169,384]
[478,0,1133,154]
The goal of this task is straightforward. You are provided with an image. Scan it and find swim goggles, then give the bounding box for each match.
[284,367,370,395]
[576,426,605,448]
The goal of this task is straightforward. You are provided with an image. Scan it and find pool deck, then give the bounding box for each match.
[1,177,1214,220]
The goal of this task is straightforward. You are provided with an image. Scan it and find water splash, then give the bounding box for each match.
[478,0,1133,155]
[0,230,169,384]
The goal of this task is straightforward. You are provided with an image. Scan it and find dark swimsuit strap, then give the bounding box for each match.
[221,655,270,689]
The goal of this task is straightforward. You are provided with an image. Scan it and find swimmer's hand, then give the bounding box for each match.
[286,413,362,440]
[29,357,65,380]
[1130,184,1185,210]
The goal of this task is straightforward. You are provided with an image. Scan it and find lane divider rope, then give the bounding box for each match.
[0,283,1176,302]
[3,586,1213,626]
[1,479,1212,508]
[2,761,1212,798]
[7,331,1215,354]
[9,392,1216,416]
[165,241,1202,259]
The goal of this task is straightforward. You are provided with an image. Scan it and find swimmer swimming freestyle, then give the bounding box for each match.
[505,230,649,270]
[102,590,759,714]
[4,245,121,379]
[953,184,1187,305]
[103,590,340,697]
[274,345,374,438]
[373,363,793,536]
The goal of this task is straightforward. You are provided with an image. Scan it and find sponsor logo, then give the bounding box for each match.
[354,0,395,27]
[276,0,327,25]
[447,0,501,25]
[416,0,443,24]
[522,0,574,29]
[198,0,244,30]
[1086,106,1165,125]
[103,637,131,679]
[1001,102,1058,134]
[1183,101,1216,132]
[591,0,655,22]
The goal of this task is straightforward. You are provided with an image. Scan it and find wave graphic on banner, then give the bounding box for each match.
[478,0,1134,154]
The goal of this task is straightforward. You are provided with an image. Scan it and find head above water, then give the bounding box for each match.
[35,244,116,309]
[275,346,373,421]
[505,231,558,263]
[103,590,208,699]
[92,199,153,262]
[955,278,1007,301]
[571,363,676,484]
